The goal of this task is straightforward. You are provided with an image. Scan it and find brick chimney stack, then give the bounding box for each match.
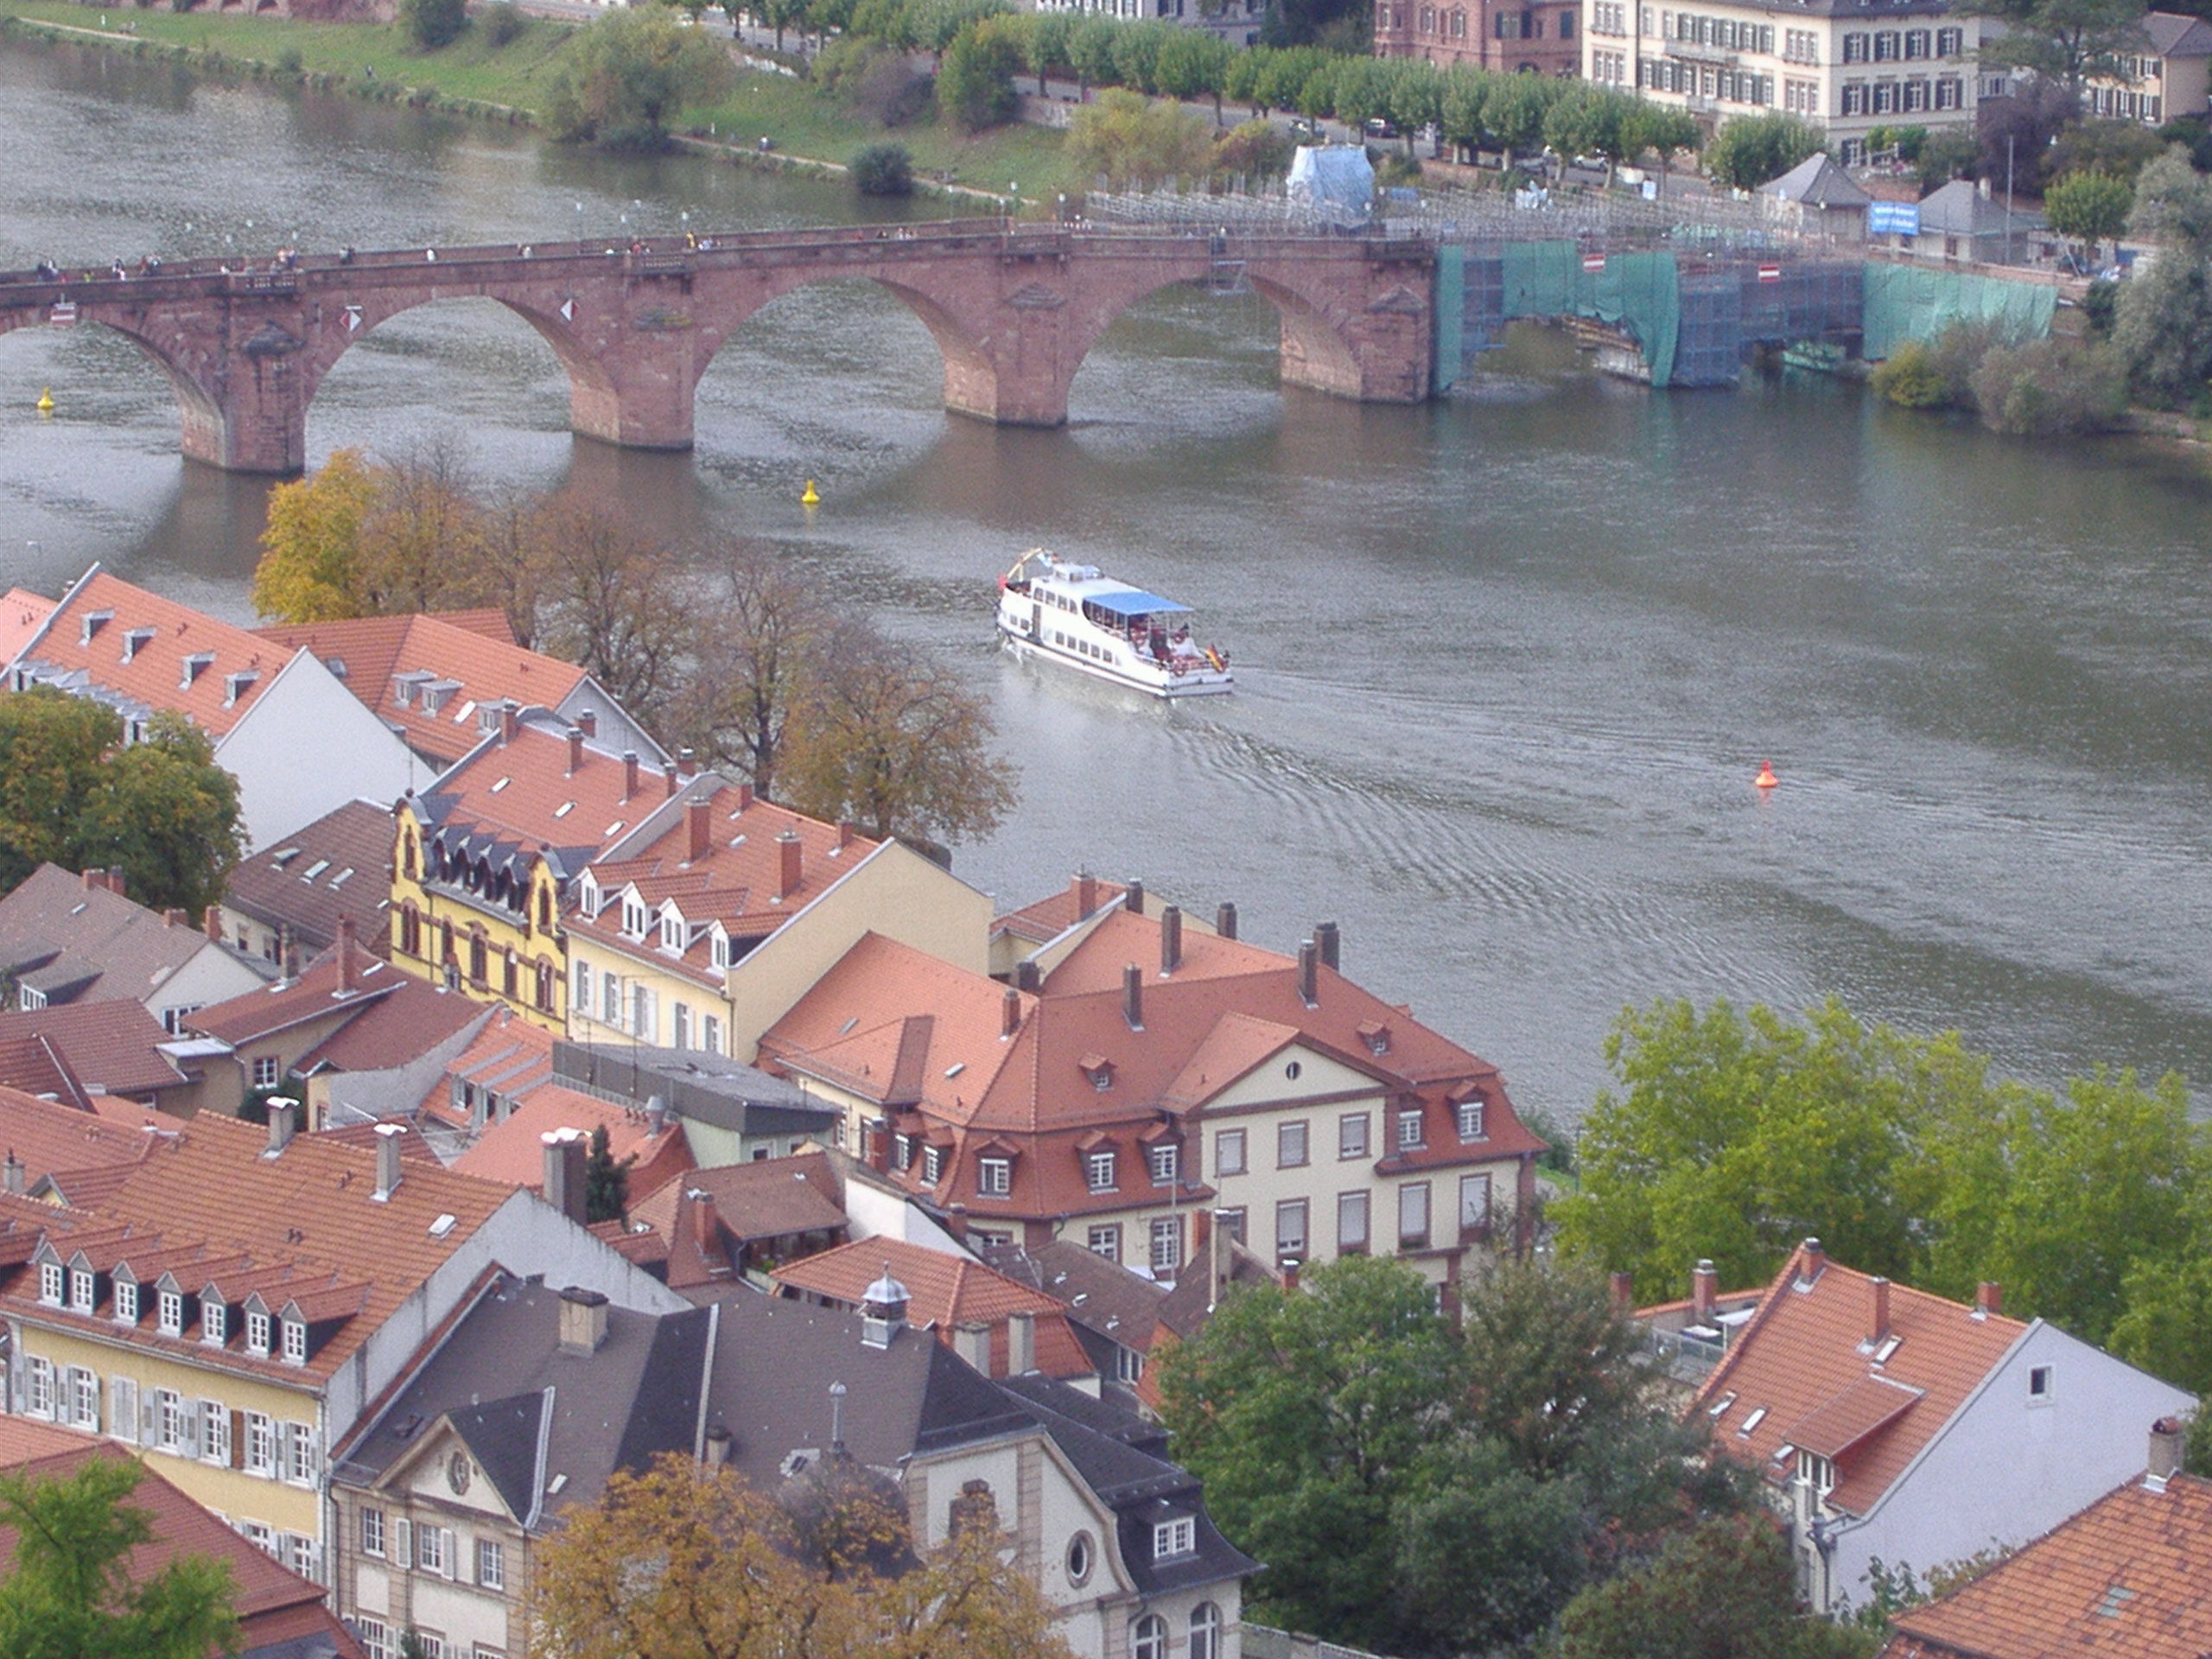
[334,916,354,994]
[1610,1270,1635,1318]
[499,701,518,746]
[735,783,753,812]
[1316,919,1340,971]
[1160,905,1182,976]
[687,798,712,864]
[1691,1260,1718,1324]
[777,830,802,900]
[1001,984,1020,1039]
[1075,870,1097,918]
[621,751,639,803]
[1975,1281,2004,1318]
[204,906,224,944]
[1869,1275,1892,1345]
[576,709,597,739]
[1122,963,1143,1030]
[1798,1237,1826,1287]
[1124,879,1145,916]
[1297,940,1318,1007]
[664,763,679,798]
[567,727,584,775]
[1216,901,1237,940]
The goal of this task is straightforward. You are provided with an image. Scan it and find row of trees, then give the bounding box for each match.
[1554,997,2212,1394]
[252,447,1017,852]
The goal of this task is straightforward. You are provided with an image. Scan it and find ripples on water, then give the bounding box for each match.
[2,43,2210,1122]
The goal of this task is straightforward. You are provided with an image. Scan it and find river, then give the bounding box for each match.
[2,39,2209,1129]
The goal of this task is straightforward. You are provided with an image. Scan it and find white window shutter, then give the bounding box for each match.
[111,1377,137,1445]
[181,1400,200,1460]
[141,1396,156,1442]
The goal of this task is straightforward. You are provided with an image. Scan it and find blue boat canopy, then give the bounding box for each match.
[1086,589,1191,618]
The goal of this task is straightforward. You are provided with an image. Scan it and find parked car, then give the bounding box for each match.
[1365,118,1401,139]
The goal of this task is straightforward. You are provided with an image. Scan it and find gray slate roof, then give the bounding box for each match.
[1760,153,1872,209]
[223,798,395,956]
[0,863,274,1006]
[1918,179,2047,238]
[553,1039,833,1137]
[2145,10,2212,55]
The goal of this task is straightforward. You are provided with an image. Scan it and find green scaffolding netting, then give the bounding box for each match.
[1434,244,1466,392]
[1860,262,2056,361]
[1499,242,1682,388]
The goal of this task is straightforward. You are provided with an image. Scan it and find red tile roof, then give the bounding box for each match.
[296,971,484,1073]
[630,1152,849,1287]
[0,1083,174,1191]
[0,1000,188,1103]
[188,938,404,1046]
[1883,1473,2212,1659]
[760,912,1540,1226]
[451,1084,692,1197]
[771,1236,1094,1379]
[257,612,589,767]
[0,588,55,666]
[1691,1243,2029,1515]
[14,569,297,738]
[417,716,659,867]
[417,1007,554,1128]
[0,1116,512,1386]
[223,798,396,956]
[0,1427,364,1653]
[569,784,879,988]
[993,874,1127,945]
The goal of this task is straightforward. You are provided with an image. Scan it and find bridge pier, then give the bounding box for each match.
[570,326,699,452]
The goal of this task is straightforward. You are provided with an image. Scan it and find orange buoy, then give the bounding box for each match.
[1755,760,1778,790]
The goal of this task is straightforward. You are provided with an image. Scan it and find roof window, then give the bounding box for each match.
[179,651,215,688]
[121,626,157,663]
[79,610,115,646]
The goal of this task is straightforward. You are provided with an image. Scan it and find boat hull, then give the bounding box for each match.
[997,615,1233,698]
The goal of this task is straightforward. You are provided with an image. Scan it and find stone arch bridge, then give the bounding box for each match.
[0,219,1436,474]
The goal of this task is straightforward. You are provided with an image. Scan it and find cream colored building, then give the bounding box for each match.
[564,781,992,1067]
[1584,0,1990,163]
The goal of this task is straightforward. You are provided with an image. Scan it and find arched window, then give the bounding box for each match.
[1131,1616,1167,1659]
[440,919,455,964]
[402,831,416,879]
[1190,1602,1222,1659]
[537,885,553,931]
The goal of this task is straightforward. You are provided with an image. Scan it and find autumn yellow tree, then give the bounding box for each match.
[251,448,382,623]
[530,1453,1071,1659]
[251,442,492,624]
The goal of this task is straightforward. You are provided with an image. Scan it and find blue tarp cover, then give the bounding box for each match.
[1087,590,1190,617]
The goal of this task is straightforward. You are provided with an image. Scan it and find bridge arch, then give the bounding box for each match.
[0,310,230,464]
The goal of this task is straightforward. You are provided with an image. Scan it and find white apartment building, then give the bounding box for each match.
[1584,0,1994,162]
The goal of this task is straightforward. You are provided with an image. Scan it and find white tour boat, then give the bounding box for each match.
[996,549,1233,698]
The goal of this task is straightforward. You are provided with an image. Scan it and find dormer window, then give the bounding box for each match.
[246,1309,271,1356]
[660,912,684,951]
[202,1301,226,1345]
[114,1281,138,1323]
[79,609,115,646]
[69,1268,94,1313]
[121,625,156,663]
[711,933,729,969]
[222,669,259,708]
[1457,1100,1486,1141]
[1398,1109,1426,1150]
[923,1145,946,1186]
[158,1290,183,1336]
[1153,1517,1195,1559]
[38,1262,62,1306]
[1148,1144,1179,1185]
[1079,1053,1115,1091]
[1086,1150,1117,1193]
[623,899,649,938]
[1358,1019,1392,1056]
[978,1156,1012,1196]
[281,1319,307,1365]
[179,651,215,689]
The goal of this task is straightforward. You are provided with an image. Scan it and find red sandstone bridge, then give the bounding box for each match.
[0,219,1435,474]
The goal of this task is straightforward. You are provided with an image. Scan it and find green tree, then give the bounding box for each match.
[584,1122,632,1224]
[851,141,915,194]
[0,1455,240,1659]
[546,6,734,149]
[1153,28,1232,121]
[1548,1516,1875,1659]
[1962,0,2150,93]
[73,713,246,918]
[1067,88,1217,188]
[1703,111,1824,190]
[2044,170,2136,258]
[1066,16,1123,95]
[398,0,468,48]
[0,693,243,918]
[2050,118,2164,185]
[2116,149,2212,404]
[938,16,1022,132]
[1916,126,1980,188]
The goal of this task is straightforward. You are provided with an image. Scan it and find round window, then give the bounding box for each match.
[1285,1060,1302,1081]
[1066,1531,1095,1586]
[447,1452,472,1496]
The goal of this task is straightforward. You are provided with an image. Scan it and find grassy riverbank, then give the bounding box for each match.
[0,0,1085,198]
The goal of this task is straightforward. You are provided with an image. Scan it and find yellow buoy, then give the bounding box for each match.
[35,387,54,414]
[800,479,820,507]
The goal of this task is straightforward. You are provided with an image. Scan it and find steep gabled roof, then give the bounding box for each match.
[1882,1471,2212,1659]
[414,715,660,875]
[224,799,396,955]
[10,567,293,738]
[0,1083,173,1191]
[2144,10,2212,55]
[0,864,270,1009]
[1760,152,1872,208]
[188,938,401,1046]
[0,588,55,666]
[1690,1243,2029,1515]
[0,1000,188,1103]
[419,1007,556,1129]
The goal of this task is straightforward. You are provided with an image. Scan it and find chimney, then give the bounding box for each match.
[1868,1275,1892,1346]
[1015,959,1041,995]
[542,1128,588,1224]
[1160,905,1182,976]
[1798,1238,1826,1286]
[557,1286,610,1355]
[1297,940,1318,1007]
[160,907,182,928]
[1610,1270,1635,1318]
[664,763,679,798]
[954,1324,992,1374]
[837,820,855,853]
[1007,1311,1037,1376]
[1975,1281,2003,1318]
[690,1188,719,1255]
[1074,870,1097,918]
[567,726,584,775]
[678,747,696,777]
[777,831,802,900]
[687,798,712,863]
[81,868,97,891]
[265,1097,299,1157]
[281,926,300,982]
[735,783,753,812]
[372,1122,404,1202]
[621,751,639,802]
[1281,1258,1301,1294]
[1124,879,1145,916]
[2149,1416,2186,1489]
[499,701,518,746]
[1209,1209,1235,1311]
[204,905,224,944]
[861,1265,909,1350]
[2,1152,22,1197]
[334,916,354,993]
[1316,920,1340,971]
[1216,901,1237,940]
[1122,963,1143,1030]
[867,1117,892,1173]
[1001,985,1021,1039]
[1691,1260,1718,1324]
[100,868,124,897]
[703,1424,732,1468]
[576,709,597,739]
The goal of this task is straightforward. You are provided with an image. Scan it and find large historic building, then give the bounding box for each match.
[1375,0,1583,78]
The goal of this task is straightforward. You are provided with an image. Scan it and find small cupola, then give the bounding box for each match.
[861,1265,910,1350]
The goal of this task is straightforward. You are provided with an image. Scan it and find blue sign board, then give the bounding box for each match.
[1868,201,1922,237]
